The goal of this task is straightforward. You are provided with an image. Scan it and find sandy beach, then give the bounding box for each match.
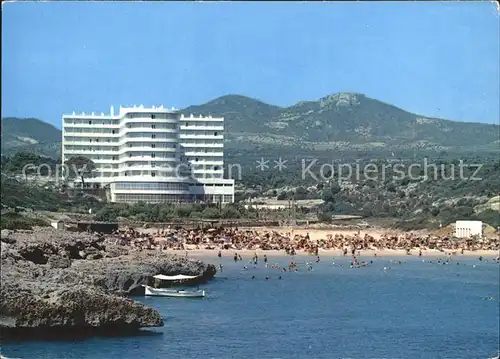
[128,225,499,260]
[169,247,499,259]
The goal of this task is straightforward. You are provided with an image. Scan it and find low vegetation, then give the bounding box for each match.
[0,212,50,230]
[1,152,499,230]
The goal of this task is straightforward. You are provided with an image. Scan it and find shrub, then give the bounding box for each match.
[317,211,333,223]
[0,213,50,230]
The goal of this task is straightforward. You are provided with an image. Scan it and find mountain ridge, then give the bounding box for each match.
[2,92,499,158]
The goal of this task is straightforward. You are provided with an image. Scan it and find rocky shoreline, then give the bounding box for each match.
[0,227,216,340]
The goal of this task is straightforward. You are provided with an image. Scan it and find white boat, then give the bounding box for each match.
[143,285,205,298]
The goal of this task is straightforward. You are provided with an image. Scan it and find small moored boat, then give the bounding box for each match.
[143,285,205,298]
[143,274,206,298]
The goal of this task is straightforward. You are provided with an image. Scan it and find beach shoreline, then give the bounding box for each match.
[123,225,499,261]
[168,248,500,259]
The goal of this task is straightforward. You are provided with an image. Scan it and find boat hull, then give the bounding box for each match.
[143,285,205,298]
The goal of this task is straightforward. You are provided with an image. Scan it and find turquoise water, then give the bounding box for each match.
[2,255,499,359]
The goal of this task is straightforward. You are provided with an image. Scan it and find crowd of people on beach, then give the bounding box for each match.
[107,226,499,255]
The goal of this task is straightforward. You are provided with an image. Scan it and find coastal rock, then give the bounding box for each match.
[0,229,16,244]
[0,283,163,330]
[47,255,72,269]
[0,227,215,338]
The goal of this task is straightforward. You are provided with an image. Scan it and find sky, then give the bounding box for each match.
[2,1,499,128]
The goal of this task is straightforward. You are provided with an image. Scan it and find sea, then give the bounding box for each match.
[2,255,499,359]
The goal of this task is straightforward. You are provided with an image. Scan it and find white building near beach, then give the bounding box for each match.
[455,220,482,238]
[62,105,234,204]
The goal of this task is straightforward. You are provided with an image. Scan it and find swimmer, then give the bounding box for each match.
[278,276,282,280]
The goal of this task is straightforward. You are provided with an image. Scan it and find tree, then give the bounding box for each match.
[65,156,95,186]
[201,207,220,219]
[294,186,308,200]
[322,189,336,203]
[330,183,341,195]
[221,205,242,219]
[3,152,56,176]
[318,211,332,223]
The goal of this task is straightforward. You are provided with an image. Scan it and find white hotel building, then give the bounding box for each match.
[61,105,234,204]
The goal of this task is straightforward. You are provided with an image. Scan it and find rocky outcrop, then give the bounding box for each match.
[0,227,216,338]
[0,283,163,329]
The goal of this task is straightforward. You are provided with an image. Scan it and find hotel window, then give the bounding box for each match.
[89,121,92,125]
[151,144,156,148]
[152,134,156,139]
[112,130,115,134]
[152,162,156,168]
[195,157,199,162]
[151,153,156,158]
[151,114,156,119]
[185,122,189,127]
[214,132,218,136]
[151,172,156,177]
[152,124,156,129]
